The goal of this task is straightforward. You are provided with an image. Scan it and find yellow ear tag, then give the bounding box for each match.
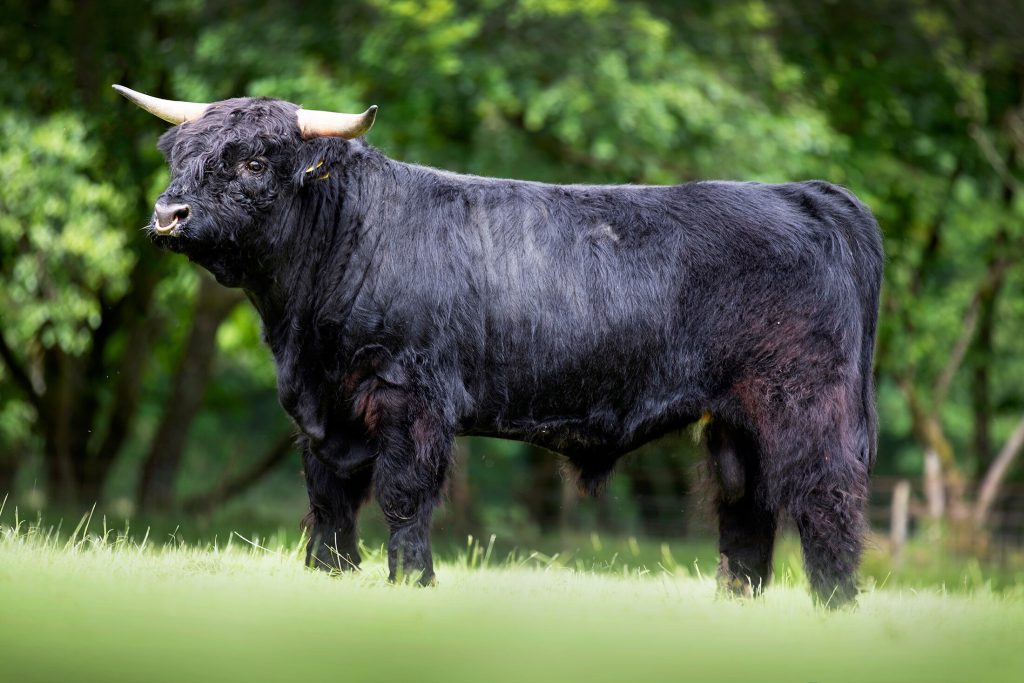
[692,410,713,442]
[305,160,325,174]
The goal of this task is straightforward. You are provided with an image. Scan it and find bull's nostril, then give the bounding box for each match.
[154,202,191,230]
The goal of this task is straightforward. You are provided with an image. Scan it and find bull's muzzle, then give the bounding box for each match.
[153,201,191,234]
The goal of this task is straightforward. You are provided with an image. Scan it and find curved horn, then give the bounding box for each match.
[297,105,378,139]
[112,84,209,124]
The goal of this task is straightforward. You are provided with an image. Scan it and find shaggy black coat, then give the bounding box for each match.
[147,96,882,605]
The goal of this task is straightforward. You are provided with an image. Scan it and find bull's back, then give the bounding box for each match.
[466,182,690,423]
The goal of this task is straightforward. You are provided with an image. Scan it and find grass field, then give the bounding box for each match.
[1,508,1023,683]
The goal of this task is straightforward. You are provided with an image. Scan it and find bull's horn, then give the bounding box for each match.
[297,105,377,139]
[112,84,209,124]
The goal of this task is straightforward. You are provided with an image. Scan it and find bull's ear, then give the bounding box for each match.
[293,139,343,188]
[157,127,179,160]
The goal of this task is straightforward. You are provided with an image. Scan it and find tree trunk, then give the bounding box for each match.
[522,444,561,533]
[445,439,477,533]
[899,376,970,521]
[182,431,295,515]
[42,349,78,505]
[973,412,1024,529]
[970,230,1006,474]
[82,314,163,506]
[971,363,992,472]
[137,274,244,512]
[627,462,661,536]
[0,451,19,497]
[559,472,578,536]
[80,250,168,504]
[923,449,945,521]
[890,480,911,561]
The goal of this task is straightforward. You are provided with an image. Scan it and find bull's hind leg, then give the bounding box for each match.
[373,409,453,586]
[789,465,867,608]
[708,423,777,597]
[775,393,869,608]
[302,445,374,572]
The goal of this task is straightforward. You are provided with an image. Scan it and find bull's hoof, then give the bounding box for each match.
[306,540,361,574]
[388,568,436,587]
[811,581,858,610]
[715,554,763,599]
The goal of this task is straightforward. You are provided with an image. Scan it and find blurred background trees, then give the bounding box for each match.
[1,0,1022,549]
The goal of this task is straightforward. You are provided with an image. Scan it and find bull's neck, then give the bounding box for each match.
[246,150,390,354]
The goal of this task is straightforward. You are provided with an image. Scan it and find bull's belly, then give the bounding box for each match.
[461,338,710,455]
[461,416,621,455]
[460,391,704,458]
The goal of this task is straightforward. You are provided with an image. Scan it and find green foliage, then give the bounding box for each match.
[1,0,1023,515]
[0,115,133,354]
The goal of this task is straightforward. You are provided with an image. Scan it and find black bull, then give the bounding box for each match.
[133,94,882,605]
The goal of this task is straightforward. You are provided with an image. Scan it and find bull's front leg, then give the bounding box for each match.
[372,406,453,586]
[302,440,374,572]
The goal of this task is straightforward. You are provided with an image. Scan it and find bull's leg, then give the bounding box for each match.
[789,465,867,608]
[709,424,777,597]
[776,389,869,608]
[302,446,374,572]
[717,495,777,598]
[373,412,453,586]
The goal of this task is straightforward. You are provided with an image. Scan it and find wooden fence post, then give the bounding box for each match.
[923,450,945,521]
[890,479,912,562]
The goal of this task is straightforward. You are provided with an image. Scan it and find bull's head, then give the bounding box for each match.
[114,85,376,286]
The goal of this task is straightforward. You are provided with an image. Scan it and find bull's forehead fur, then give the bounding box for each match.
[158,97,302,188]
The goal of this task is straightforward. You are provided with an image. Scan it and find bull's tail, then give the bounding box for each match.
[859,303,879,470]
[810,181,882,470]
[841,187,883,471]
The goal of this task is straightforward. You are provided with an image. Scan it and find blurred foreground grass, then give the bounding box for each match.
[2,508,1024,683]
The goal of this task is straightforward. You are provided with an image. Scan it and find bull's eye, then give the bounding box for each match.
[246,159,266,174]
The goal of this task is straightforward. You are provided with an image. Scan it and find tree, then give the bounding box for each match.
[0,2,249,507]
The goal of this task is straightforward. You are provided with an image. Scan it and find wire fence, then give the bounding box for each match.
[867,476,1024,548]
[486,470,1024,550]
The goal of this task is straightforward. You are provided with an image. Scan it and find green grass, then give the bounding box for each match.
[2,509,1023,683]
